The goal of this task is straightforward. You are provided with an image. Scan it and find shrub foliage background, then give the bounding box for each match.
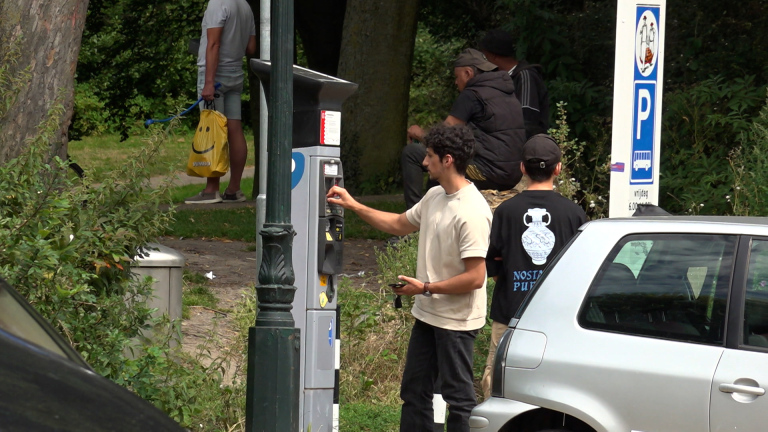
[1,50,246,428]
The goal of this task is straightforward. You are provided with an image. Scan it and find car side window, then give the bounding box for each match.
[743,239,768,348]
[579,234,736,345]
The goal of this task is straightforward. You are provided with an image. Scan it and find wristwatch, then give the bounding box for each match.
[422,281,433,297]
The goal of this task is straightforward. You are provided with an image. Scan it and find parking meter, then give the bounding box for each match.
[250,59,357,432]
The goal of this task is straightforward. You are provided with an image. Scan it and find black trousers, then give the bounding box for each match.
[400,319,478,432]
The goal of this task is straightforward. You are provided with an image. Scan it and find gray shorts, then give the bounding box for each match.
[197,67,244,120]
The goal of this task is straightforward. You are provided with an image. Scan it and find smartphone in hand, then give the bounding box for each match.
[388,283,406,289]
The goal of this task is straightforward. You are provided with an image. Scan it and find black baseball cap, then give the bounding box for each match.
[477,29,517,57]
[523,134,562,168]
[454,48,497,71]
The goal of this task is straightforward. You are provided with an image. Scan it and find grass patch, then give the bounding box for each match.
[68,131,254,182]
[338,277,412,406]
[168,207,257,242]
[184,269,209,285]
[182,270,219,319]
[182,285,219,319]
[339,402,401,432]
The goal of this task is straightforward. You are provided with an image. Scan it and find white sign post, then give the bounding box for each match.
[609,0,666,217]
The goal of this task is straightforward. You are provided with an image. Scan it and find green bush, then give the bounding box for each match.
[70,81,112,139]
[408,24,464,127]
[0,53,244,427]
[76,0,207,139]
[729,92,768,216]
[660,75,764,214]
[550,102,610,219]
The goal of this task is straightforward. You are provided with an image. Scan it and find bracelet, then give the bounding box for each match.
[422,281,432,297]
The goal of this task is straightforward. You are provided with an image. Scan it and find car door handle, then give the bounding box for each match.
[719,383,766,396]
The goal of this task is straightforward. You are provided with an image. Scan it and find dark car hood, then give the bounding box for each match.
[0,333,185,431]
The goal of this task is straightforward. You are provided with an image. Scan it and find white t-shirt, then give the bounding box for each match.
[405,183,492,331]
[197,0,256,69]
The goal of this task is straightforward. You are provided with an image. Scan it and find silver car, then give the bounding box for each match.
[471,216,768,432]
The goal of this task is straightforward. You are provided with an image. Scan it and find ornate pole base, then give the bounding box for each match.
[256,223,297,328]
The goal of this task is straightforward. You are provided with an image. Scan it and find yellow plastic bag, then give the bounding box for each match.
[187,109,229,177]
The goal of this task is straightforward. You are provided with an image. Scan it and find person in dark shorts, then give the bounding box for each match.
[185,0,256,204]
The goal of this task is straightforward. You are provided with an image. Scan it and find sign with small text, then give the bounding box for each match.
[609,1,666,217]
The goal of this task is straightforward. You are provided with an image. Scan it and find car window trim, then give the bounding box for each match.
[729,235,768,353]
[726,235,749,350]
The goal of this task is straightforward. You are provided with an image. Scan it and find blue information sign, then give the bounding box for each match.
[630,6,660,185]
[631,82,655,184]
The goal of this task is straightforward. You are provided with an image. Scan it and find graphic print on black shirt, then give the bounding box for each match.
[487,190,587,324]
[521,208,556,265]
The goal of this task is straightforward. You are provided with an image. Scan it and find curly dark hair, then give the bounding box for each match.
[423,124,475,175]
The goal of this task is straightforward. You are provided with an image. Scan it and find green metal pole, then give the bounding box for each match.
[246,0,299,431]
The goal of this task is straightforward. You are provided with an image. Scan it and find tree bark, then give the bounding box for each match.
[0,0,89,163]
[337,0,420,191]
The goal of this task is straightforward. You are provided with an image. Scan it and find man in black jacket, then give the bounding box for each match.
[478,28,550,139]
[403,48,526,209]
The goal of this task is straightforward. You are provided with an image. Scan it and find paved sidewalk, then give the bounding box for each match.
[150,166,256,189]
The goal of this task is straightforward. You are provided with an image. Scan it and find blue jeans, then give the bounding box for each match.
[400,319,478,432]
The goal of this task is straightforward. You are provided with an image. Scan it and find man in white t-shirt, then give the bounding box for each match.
[327,124,492,432]
[186,0,257,204]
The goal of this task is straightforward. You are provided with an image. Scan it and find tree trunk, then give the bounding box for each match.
[295,0,346,76]
[0,0,89,163]
[337,0,420,191]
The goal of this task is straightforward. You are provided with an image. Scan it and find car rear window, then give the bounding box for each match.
[578,234,736,345]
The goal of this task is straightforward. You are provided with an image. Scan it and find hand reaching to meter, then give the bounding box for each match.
[326,185,359,211]
[326,185,419,237]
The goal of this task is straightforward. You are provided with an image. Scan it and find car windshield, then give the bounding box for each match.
[0,283,69,359]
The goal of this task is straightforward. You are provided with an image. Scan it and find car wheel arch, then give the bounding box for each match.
[498,407,598,432]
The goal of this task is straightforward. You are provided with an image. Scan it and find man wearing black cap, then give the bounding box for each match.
[402,48,527,210]
[478,28,550,139]
[481,134,586,399]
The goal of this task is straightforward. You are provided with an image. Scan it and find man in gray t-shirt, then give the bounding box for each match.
[186,0,256,205]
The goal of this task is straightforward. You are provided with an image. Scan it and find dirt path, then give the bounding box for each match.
[161,235,386,376]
